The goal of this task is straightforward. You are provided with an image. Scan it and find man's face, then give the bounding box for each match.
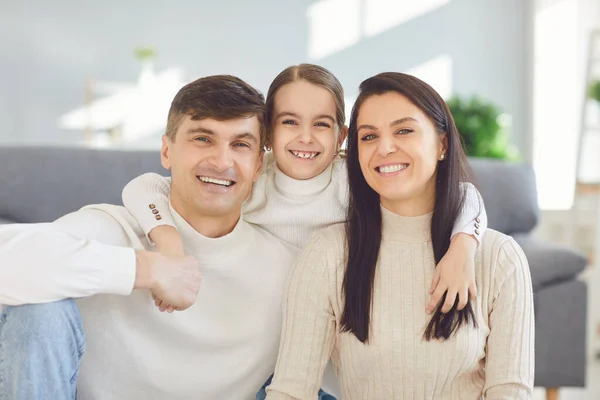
[161,115,264,221]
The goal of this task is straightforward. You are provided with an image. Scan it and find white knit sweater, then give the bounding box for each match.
[0,204,297,400]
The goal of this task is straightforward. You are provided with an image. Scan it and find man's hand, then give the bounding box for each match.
[134,250,202,311]
[426,233,478,314]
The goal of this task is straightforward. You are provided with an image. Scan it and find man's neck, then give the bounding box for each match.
[170,200,241,239]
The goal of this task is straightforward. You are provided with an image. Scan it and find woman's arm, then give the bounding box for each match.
[266,233,337,400]
[483,238,535,399]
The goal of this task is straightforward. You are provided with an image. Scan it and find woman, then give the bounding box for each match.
[265,72,534,399]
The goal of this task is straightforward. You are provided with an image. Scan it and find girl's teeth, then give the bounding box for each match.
[199,177,233,186]
[292,151,318,159]
[379,164,408,173]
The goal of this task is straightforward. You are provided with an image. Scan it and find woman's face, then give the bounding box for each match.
[270,80,347,180]
[356,92,446,215]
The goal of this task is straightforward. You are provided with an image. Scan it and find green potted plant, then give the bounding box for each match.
[447,96,519,160]
[589,80,600,105]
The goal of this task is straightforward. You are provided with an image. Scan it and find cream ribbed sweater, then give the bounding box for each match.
[266,206,535,400]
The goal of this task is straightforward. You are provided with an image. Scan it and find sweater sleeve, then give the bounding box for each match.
[266,233,336,400]
[451,182,488,246]
[0,208,136,306]
[121,172,176,242]
[483,238,535,399]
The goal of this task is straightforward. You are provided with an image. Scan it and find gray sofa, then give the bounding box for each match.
[0,145,589,393]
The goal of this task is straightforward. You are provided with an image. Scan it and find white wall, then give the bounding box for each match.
[0,0,532,158]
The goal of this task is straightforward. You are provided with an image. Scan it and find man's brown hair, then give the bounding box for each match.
[165,75,267,148]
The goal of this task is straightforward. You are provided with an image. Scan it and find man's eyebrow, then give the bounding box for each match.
[186,128,258,143]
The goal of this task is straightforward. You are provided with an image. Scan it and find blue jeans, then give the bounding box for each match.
[256,374,337,400]
[0,299,86,400]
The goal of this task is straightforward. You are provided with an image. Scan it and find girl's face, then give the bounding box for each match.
[270,80,347,180]
[356,91,446,216]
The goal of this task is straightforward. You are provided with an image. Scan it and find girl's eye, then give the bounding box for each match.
[282,120,298,125]
[315,122,331,128]
[361,134,377,141]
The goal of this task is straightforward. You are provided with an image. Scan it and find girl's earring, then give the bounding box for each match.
[266,146,272,151]
[439,154,445,161]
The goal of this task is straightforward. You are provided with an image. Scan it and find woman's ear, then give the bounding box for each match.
[439,133,448,158]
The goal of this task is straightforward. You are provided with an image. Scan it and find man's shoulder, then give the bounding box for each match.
[77,204,147,243]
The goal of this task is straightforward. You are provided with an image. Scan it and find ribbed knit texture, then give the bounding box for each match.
[266,206,535,400]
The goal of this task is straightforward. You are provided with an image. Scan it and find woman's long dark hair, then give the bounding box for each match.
[341,72,477,343]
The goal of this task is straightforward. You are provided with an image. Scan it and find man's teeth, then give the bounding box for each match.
[379,164,408,173]
[199,176,233,186]
[291,150,319,159]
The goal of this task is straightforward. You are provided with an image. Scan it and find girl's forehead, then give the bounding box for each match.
[274,81,337,115]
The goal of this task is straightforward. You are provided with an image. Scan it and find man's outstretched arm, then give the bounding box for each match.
[0,208,138,305]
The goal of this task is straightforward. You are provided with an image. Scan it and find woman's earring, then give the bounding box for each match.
[266,146,272,151]
[439,154,445,161]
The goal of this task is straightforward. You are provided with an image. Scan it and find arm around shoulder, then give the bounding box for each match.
[121,172,176,241]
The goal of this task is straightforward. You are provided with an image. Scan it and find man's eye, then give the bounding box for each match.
[234,142,251,148]
[194,136,209,142]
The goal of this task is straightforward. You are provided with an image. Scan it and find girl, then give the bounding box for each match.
[265,72,534,399]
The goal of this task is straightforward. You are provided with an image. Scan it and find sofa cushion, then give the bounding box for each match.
[469,158,539,235]
[0,217,16,225]
[0,146,166,223]
[512,234,588,290]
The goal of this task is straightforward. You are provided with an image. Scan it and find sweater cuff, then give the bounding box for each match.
[452,182,488,247]
[122,173,176,243]
[93,243,137,295]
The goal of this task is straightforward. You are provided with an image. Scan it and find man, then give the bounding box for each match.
[0,76,297,399]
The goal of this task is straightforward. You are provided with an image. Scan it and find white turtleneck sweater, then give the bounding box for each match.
[266,206,535,400]
[123,155,487,250]
[0,203,297,400]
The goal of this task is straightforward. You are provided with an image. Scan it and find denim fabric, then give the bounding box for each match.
[256,374,337,400]
[0,299,85,400]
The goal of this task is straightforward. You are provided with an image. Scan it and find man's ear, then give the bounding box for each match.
[338,125,349,148]
[161,135,172,170]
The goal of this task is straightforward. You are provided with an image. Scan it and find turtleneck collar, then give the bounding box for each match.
[169,202,252,264]
[381,204,432,243]
[273,162,333,197]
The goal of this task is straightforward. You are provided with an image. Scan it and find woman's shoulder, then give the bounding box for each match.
[478,229,530,289]
[307,222,347,250]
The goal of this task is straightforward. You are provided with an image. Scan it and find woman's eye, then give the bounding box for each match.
[396,128,413,135]
[282,120,298,125]
[361,134,377,141]
[234,142,250,148]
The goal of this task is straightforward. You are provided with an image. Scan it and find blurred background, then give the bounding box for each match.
[1,0,599,398]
